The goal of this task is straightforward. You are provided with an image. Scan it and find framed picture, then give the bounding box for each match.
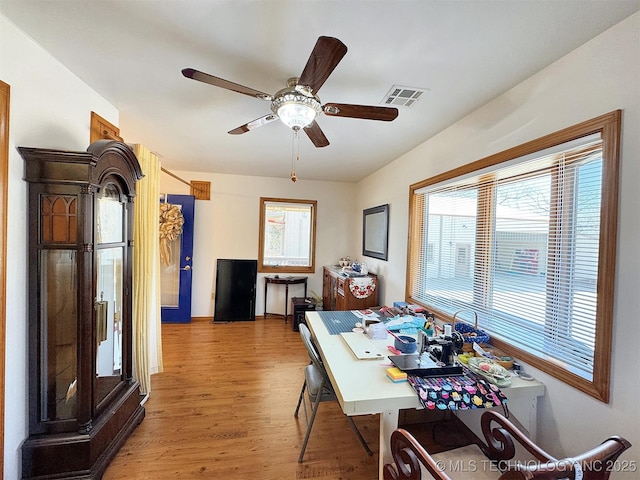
[362,204,389,261]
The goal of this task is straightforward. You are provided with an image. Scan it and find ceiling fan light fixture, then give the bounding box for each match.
[272,91,322,129]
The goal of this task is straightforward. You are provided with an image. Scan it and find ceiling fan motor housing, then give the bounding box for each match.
[271,85,322,129]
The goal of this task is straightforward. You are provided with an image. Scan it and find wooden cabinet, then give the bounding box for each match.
[322,266,379,311]
[20,140,145,479]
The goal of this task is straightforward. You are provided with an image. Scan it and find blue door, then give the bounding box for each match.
[160,194,195,323]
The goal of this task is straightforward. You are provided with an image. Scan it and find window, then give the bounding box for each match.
[407,111,621,402]
[258,197,316,274]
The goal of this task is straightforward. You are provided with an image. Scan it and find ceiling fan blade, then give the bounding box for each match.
[228,114,278,135]
[298,36,348,94]
[182,68,272,101]
[323,103,399,122]
[303,121,330,147]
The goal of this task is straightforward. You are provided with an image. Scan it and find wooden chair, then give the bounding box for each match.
[384,409,631,480]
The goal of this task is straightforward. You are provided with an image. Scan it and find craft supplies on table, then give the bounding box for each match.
[407,371,508,412]
[386,367,408,383]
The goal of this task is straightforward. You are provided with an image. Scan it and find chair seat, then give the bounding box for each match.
[432,444,501,480]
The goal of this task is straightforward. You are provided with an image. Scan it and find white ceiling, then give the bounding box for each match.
[2,0,639,182]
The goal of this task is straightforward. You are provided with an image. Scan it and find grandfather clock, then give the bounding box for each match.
[20,140,145,479]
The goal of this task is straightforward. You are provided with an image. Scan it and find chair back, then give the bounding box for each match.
[299,324,332,387]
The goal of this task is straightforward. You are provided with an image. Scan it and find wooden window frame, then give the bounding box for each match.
[407,111,621,402]
[258,197,316,274]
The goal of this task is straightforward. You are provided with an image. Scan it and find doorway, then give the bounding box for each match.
[160,194,195,323]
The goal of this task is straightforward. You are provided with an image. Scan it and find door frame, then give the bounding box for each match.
[1,80,11,475]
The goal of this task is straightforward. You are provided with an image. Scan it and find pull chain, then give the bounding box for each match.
[290,127,300,182]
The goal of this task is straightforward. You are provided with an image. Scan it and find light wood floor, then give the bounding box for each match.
[103,318,380,479]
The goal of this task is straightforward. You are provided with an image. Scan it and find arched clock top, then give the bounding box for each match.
[21,140,143,194]
[87,140,144,195]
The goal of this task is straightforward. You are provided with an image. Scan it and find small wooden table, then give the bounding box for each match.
[263,276,307,322]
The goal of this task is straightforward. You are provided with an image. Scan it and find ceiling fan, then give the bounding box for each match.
[182,36,399,148]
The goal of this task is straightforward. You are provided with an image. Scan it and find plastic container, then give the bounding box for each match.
[394,335,417,354]
[475,345,514,369]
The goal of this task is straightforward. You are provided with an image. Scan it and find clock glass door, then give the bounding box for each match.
[95,184,125,407]
[40,249,78,422]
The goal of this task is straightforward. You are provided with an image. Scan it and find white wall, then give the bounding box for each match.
[357,12,640,477]
[0,14,120,479]
[160,171,357,317]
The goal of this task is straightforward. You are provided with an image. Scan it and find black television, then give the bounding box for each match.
[214,259,257,321]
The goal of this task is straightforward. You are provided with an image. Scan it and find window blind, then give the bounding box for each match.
[410,138,603,381]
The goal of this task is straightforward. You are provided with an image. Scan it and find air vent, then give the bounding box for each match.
[381,85,427,107]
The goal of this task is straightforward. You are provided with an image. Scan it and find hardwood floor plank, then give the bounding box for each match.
[103,319,379,479]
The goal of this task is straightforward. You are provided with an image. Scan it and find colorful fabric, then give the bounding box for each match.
[386,315,427,334]
[407,371,508,411]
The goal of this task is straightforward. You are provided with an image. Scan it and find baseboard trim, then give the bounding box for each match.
[191,316,266,323]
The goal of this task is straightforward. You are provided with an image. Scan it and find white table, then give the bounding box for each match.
[305,310,545,480]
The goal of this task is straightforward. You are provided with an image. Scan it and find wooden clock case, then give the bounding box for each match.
[19,140,145,479]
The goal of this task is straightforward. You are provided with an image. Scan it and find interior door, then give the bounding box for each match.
[160,194,195,323]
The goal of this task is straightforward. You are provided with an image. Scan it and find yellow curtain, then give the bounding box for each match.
[132,144,163,394]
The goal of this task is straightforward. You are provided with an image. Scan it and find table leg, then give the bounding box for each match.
[379,409,399,479]
[264,279,268,317]
[284,284,289,322]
